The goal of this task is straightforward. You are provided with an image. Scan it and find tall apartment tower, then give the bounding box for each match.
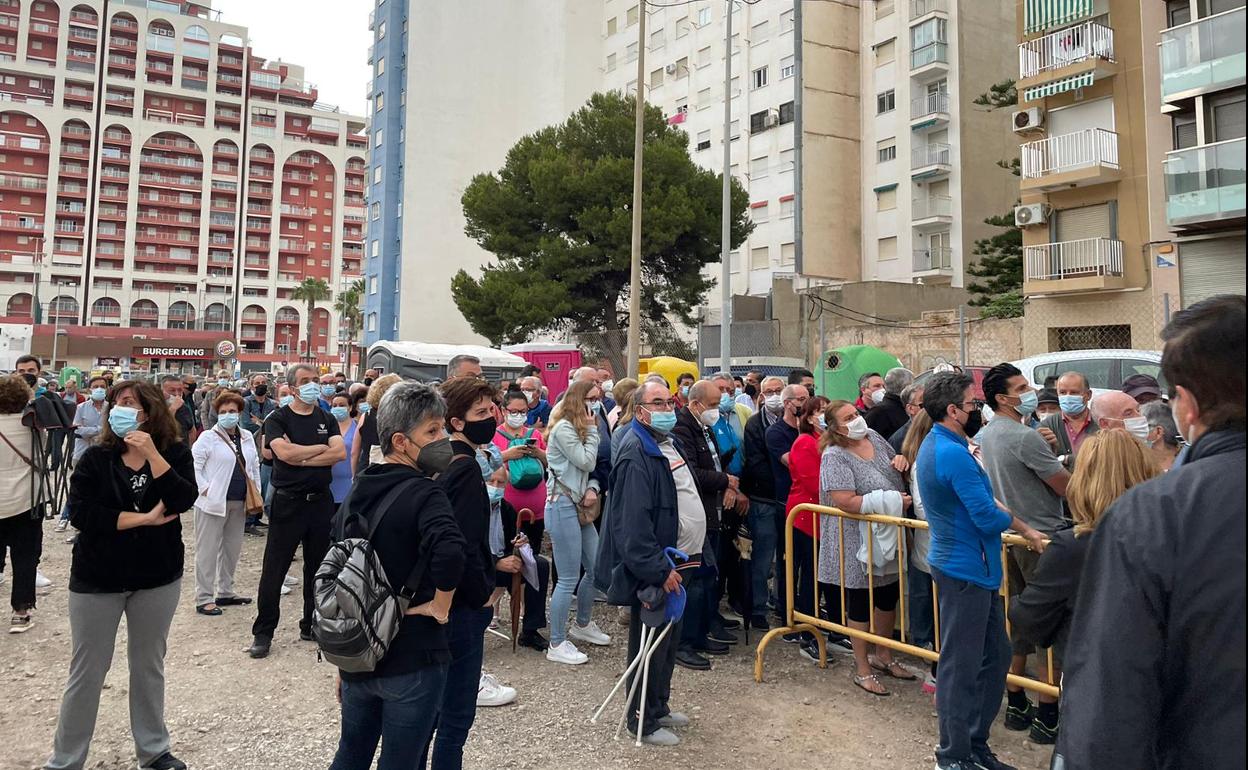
[365,1,1016,347]
[0,0,367,374]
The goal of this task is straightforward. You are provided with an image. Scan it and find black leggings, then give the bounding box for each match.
[821,581,900,624]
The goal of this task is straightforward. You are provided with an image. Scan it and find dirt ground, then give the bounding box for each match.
[1,527,1055,770]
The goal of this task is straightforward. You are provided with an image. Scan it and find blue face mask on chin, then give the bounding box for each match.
[648,410,677,434]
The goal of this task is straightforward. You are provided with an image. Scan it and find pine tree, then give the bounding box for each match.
[966,79,1023,317]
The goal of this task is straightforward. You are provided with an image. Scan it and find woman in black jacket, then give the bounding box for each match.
[47,380,198,770]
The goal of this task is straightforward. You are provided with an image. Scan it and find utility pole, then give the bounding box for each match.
[958,304,967,367]
[719,0,733,373]
[626,2,647,377]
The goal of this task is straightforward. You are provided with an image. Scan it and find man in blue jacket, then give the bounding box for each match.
[916,371,1047,770]
[595,380,705,748]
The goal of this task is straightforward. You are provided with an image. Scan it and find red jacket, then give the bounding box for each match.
[785,432,821,537]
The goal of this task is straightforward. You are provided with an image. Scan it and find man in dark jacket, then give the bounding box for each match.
[888,382,925,454]
[1055,294,1246,770]
[670,380,735,669]
[740,376,785,629]
[866,367,913,439]
[595,381,705,747]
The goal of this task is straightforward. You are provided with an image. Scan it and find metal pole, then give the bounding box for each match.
[626,3,647,378]
[958,304,966,367]
[719,0,733,373]
[50,325,59,371]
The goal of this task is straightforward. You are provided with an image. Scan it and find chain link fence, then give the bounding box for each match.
[572,324,698,379]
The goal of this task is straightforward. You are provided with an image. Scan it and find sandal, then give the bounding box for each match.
[853,673,891,696]
[196,604,222,616]
[870,657,918,681]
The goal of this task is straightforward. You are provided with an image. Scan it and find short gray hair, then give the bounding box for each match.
[884,367,914,396]
[710,371,734,386]
[634,379,668,405]
[287,363,317,386]
[781,384,808,401]
[447,354,481,376]
[160,374,181,386]
[1141,401,1180,448]
[572,366,597,382]
[900,382,924,406]
[378,381,447,455]
[858,371,883,391]
[644,374,669,387]
[760,376,784,390]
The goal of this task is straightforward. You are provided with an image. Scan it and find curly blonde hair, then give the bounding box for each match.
[1067,430,1159,537]
[366,373,403,411]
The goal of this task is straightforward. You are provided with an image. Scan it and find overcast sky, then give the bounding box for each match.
[210,0,372,116]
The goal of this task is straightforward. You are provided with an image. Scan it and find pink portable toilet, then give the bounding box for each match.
[502,343,582,402]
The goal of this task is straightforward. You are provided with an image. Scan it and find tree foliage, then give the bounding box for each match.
[966,79,1023,317]
[334,278,364,373]
[452,91,753,346]
[292,277,331,361]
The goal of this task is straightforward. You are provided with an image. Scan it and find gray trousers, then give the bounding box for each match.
[193,501,246,606]
[47,579,181,770]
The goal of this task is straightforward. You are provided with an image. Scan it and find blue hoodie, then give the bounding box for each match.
[915,423,1013,590]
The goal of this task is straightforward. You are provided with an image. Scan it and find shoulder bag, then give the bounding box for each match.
[548,466,601,526]
[216,428,264,516]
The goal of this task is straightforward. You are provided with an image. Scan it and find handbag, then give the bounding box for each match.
[549,468,601,526]
[217,428,264,516]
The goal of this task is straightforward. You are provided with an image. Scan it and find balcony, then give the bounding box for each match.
[1019,21,1117,91]
[911,142,951,178]
[910,91,950,129]
[1020,128,1120,191]
[910,42,948,74]
[1164,138,1246,231]
[910,0,947,20]
[1023,237,1124,294]
[1159,7,1246,105]
[912,246,953,275]
[912,195,953,226]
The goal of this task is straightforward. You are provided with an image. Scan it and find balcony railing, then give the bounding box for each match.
[1021,128,1119,179]
[910,91,949,120]
[1019,21,1114,80]
[1025,237,1123,281]
[912,196,953,220]
[913,246,953,272]
[1159,7,1246,101]
[911,41,948,70]
[912,142,952,169]
[910,0,947,19]
[1163,137,1246,227]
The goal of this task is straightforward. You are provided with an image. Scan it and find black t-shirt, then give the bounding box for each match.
[263,405,339,494]
[126,462,152,509]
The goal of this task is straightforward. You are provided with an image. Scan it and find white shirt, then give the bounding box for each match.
[659,438,706,557]
[191,426,261,516]
[0,414,37,519]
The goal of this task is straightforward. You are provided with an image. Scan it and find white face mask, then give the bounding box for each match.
[698,407,720,428]
[505,412,526,429]
[1123,416,1151,442]
[521,389,538,404]
[871,389,886,405]
[843,415,869,441]
[763,394,784,414]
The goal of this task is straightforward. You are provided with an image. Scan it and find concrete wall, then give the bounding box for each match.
[817,309,1023,371]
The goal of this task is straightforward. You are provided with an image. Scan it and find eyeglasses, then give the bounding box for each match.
[961,399,985,410]
[642,399,678,411]
[504,409,527,416]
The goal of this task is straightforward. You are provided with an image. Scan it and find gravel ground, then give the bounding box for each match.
[1,526,1054,770]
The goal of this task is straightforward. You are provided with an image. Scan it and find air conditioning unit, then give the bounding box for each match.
[665,63,678,75]
[1012,107,1045,133]
[765,108,780,128]
[1014,203,1051,227]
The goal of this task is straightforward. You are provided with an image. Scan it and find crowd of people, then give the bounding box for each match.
[0,294,1243,770]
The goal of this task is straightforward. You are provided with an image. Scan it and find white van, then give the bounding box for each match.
[365,341,527,384]
[1010,349,1164,394]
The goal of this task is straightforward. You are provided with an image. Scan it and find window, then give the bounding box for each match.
[876,187,897,210]
[876,89,896,114]
[780,55,795,79]
[698,7,712,26]
[675,56,689,76]
[374,93,384,113]
[675,17,690,38]
[1173,110,1198,150]
[626,41,638,62]
[376,57,385,76]
[607,16,617,35]
[750,246,769,270]
[367,313,377,332]
[778,100,795,124]
[876,0,895,18]
[729,119,740,140]
[752,202,769,223]
[369,276,377,294]
[373,166,383,185]
[651,68,664,89]
[1210,91,1245,141]
[729,249,740,273]
[377,21,386,39]
[1052,328,1132,354]
[781,242,795,265]
[781,9,795,33]
[878,237,898,261]
[370,202,380,220]
[370,240,379,258]
[751,20,769,44]
[780,198,795,219]
[780,149,794,172]
[374,128,383,147]
[697,46,712,68]
[911,17,947,53]
[698,87,711,108]
[697,130,711,151]
[877,139,896,163]
[752,66,768,90]
[750,155,769,179]
[875,39,895,65]
[650,28,664,49]
[627,5,639,26]
[750,110,770,134]
[1165,0,1190,27]
[606,53,617,72]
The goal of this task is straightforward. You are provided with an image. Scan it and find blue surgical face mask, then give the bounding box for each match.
[108,405,140,437]
[588,400,603,415]
[216,412,240,430]
[1015,390,1038,417]
[358,402,372,414]
[487,485,505,504]
[217,379,229,387]
[331,406,350,421]
[280,395,295,408]
[321,385,336,399]
[297,382,321,405]
[648,410,677,434]
[90,387,107,402]
[719,392,734,412]
[1059,395,1086,416]
[680,385,690,398]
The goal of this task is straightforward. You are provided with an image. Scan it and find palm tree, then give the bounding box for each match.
[334,278,365,376]
[291,277,331,363]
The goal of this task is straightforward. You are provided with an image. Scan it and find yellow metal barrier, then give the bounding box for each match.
[753,503,1060,699]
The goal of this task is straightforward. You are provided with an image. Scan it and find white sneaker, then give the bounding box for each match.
[476,672,517,707]
[54,519,69,533]
[35,571,52,589]
[545,640,588,665]
[283,574,299,586]
[280,583,292,596]
[639,727,681,746]
[569,620,611,646]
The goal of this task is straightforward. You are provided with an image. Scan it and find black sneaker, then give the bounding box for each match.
[716,613,741,630]
[675,649,711,671]
[517,630,549,652]
[827,635,855,655]
[1029,713,1059,745]
[1003,698,1034,731]
[694,639,730,656]
[798,639,826,664]
[247,636,272,659]
[750,616,770,630]
[143,752,187,770]
[707,627,738,645]
[935,761,986,770]
[299,628,316,642]
[782,632,803,644]
[972,747,1018,770]
[244,524,265,537]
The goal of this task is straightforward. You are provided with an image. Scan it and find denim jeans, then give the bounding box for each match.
[907,563,936,650]
[745,500,779,622]
[546,494,599,646]
[422,606,491,770]
[249,464,273,526]
[330,665,447,770]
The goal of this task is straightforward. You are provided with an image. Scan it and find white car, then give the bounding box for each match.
[1009,349,1164,396]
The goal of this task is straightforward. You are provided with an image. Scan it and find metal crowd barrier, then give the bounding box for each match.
[754,503,1060,699]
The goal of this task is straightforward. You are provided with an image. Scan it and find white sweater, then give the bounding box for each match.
[192,426,261,516]
[0,414,37,519]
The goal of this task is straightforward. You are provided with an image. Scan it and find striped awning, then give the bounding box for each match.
[1023,71,1094,102]
[1024,0,1094,35]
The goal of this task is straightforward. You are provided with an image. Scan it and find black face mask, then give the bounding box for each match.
[185,382,197,394]
[963,407,984,439]
[363,377,374,387]
[460,416,498,446]
[20,373,37,388]
[254,384,268,397]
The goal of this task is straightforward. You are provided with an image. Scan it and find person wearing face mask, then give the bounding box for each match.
[1139,400,1182,472]
[0,375,44,634]
[1054,294,1246,770]
[1038,371,1097,470]
[317,374,338,412]
[674,372,696,409]
[914,371,1047,770]
[328,381,466,770]
[328,394,358,507]
[866,368,914,440]
[52,377,112,537]
[242,377,276,434]
[248,364,346,660]
[189,391,260,617]
[976,363,1071,743]
[353,374,402,476]
[606,378,640,431]
[854,372,885,416]
[740,376,785,631]
[48,380,198,770]
[1089,390,1148,443]
[518,376,551,430]
[782,396,835,661]
[888,383,925,453]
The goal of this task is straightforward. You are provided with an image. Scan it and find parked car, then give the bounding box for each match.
[1009,349,1164,395]
[914,365,992,400]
